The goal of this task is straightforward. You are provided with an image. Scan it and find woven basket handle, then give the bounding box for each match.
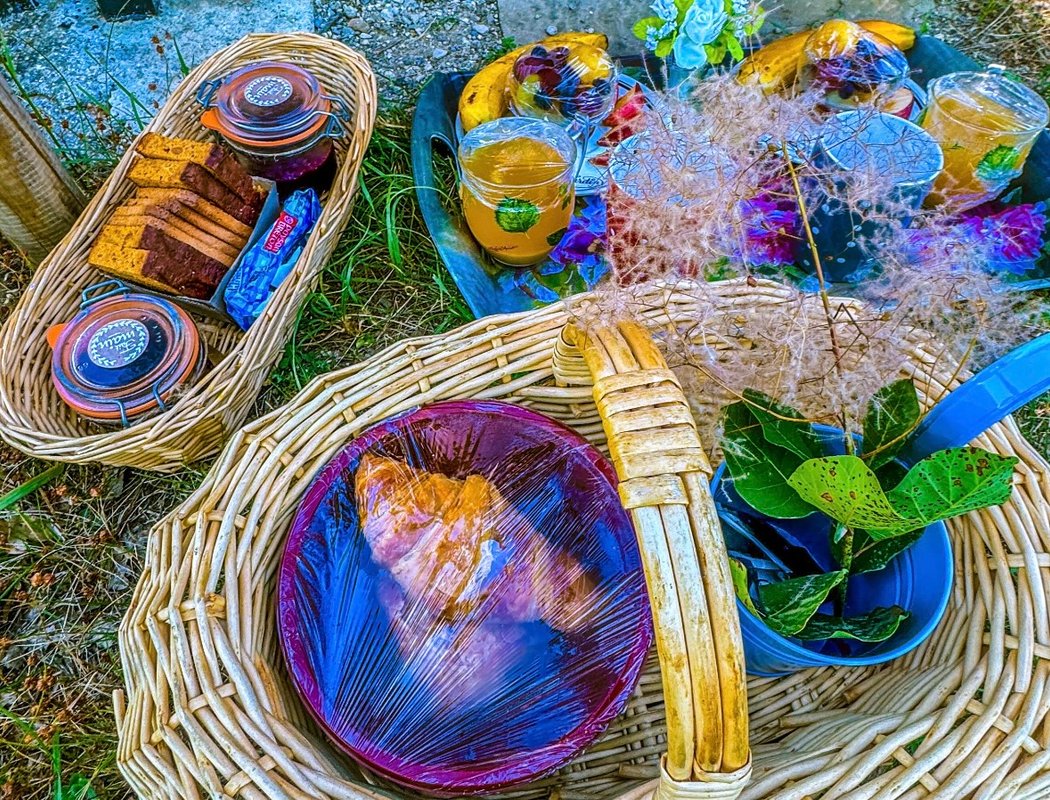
[555,321,751,799]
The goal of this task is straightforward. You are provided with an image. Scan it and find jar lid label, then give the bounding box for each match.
[87,320,149,369]
[244,75,294,107]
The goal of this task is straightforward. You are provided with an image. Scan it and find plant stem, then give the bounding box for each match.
[784,146,857,605]
[782,147,856,455]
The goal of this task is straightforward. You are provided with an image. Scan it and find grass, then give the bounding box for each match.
[0,8,1049,798]
[0,108,469,799]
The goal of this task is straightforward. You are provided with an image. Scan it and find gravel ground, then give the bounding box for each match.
[315,0,503,105]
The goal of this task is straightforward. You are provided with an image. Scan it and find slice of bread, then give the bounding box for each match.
[134,188,255,239]
[135,133,257,203]
[88,241,218,299]
[128,159,262,226]
[118,194,249,249]
[109,207,243,262]
[100,219,237,269]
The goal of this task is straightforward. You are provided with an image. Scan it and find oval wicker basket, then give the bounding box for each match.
[0,33,377,472]
[116,279,1050,800]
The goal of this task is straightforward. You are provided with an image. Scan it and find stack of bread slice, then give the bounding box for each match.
[89,134,265,299]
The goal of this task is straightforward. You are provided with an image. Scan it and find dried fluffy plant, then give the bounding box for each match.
[576,73,1045,446]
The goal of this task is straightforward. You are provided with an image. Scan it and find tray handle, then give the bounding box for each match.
[556,321,751,798]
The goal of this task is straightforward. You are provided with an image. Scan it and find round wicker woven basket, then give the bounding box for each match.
[0,33,377,471]
[116,279,1050,800]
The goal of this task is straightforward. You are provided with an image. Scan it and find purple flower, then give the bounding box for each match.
[550,200,607,269]
[958,201,1047,275]
[737,190,801,266]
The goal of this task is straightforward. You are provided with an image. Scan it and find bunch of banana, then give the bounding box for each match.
[459,32,609,132]
[737,19,916,93]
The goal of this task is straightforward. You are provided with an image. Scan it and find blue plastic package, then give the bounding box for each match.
[224,188,322,330]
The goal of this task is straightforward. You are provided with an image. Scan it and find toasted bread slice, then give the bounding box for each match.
[110,207,242,262]
[118,194,249,249]
[100,218,236,268]
[135,133,257,202]
[128,159,262,225]
[88,241,219,299]
[134,187,255,239]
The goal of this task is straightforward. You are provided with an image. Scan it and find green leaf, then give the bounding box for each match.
[674,0,692,23]
[796,606,909,642]
[495,197,540,233]
[863,380,922,469]
[632,16,665,40]
[0,464,65,512]
[975,144,1022,181]
[722,403,818,519]
[886,447,1018,533]
[729,557,761,616]
[705,41,728,65]
[724,31,745,61]
[742,389,823,461]
[546,227,568,247]
[788,456,905,532]
[848,528,925,574]
[756,570,846,636]
[654,37,675,58]
[55,774,98,800]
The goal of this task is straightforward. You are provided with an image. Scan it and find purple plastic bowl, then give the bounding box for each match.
[278,400,653,796]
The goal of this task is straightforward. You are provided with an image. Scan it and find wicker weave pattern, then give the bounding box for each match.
[116,280,1050,800]
[0,33,377,471]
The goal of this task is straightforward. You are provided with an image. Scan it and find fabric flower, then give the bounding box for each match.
[651,0,678,23]
[736,188,801,266]
[672,0,730,70]
[645,0,678,50]
[959,201,1047,275]
[550,199,607,270]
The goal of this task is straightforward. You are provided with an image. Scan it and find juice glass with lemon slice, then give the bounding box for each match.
[459,117,577,266]
[922,70,1048,209]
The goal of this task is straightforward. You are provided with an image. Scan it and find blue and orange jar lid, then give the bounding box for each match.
[49,283,206,427]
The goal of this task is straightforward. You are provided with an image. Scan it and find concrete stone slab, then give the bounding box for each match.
[765,0,935,32]
[496,0,651,56]
[0,0,313,158]
[495,0,934,56]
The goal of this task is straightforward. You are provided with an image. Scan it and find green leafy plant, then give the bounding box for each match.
[723,381,1017,643]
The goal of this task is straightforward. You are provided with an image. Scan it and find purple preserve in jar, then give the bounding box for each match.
[198,61,348,193]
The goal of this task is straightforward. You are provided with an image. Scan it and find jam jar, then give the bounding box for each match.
[48,281,207,427]
[197,61,348,194]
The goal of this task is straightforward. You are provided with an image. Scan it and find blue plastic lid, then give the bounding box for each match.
[818,110,943,190]
[901,332,1050,463]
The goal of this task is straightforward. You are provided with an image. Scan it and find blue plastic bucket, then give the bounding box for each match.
[712,426,953,676]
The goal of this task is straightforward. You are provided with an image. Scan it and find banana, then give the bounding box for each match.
[459,32,609,132]
[737,19,916,93]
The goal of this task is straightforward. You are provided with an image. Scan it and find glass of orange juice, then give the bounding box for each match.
[922,70,1048,210]
[458,117,576,267]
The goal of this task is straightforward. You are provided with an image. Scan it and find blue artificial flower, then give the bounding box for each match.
[651,0,678,23]
[645,20,676,51]
[550,199,607,270]
[672,0,729,69]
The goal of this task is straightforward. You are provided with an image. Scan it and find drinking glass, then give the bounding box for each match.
[921,70,1048,210]
[458,117,577,267]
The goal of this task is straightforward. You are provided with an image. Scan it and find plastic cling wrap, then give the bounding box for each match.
[278,400,652,796]
[507,42,619,123]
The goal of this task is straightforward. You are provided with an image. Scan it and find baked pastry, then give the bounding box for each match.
[109,207,243,262]
[354,454,595,631]
[135,133,258,204]
[89,220,231,299]
[128,159,263,225]
[134,188,255,239]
